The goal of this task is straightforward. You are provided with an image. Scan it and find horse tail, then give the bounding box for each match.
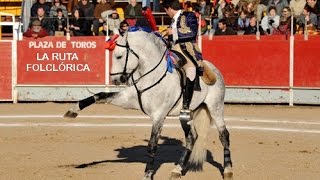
[188,104,211,171]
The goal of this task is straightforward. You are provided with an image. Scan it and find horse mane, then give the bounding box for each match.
[129,30,167,55]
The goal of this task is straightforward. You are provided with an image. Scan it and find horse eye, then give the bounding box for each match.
[116,56,122,60]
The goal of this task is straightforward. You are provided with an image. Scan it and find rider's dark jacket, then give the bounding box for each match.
[169,11,203,61]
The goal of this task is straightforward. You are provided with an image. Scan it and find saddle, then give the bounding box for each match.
[169,49,216,87]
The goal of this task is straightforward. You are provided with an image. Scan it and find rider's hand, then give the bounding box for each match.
[166,28,173,35]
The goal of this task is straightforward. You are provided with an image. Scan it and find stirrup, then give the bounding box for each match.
[179,109,193,121]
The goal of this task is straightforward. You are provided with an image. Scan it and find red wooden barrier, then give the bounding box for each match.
[294,36,320,87]
[0,42,12,100]
[202,35,290,87]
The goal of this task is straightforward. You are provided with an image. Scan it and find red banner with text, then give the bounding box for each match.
[17,37,106,85]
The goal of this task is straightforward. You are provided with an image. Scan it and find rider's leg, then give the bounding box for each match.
[183,66,196,110]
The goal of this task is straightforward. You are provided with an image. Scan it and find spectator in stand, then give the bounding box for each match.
[53,8,67,36]
[92,0,115,36]
[261,6,280,34]
[124,0,143,26]
[74,0,95,24]
[214,18,236,35]
[119,20,129,36]
[30,6,53,35]
[195,0,212,20]
[102,10,121,35]
[69,8,92,36]
[235,10,250,31]
[297,5,318,33]
[290,0,306,17]
[142,0,151,9]
[50,0,68,17]
[222,4,237,30]
[31,0,51,17]
[244,16,265,34]
[153,0,160,12]
[272,7,296,35]
[305,0,320,14]
[67,0,79,14]
[257,0,270,21]
[24,19,49,38]
[237,0,258,17]
[268,0,288,15]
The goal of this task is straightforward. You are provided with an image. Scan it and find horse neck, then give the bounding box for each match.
[136,41,167,76]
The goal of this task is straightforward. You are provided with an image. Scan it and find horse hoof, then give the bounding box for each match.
[223,172,233,180]
[63,110,78,118]
[142,171,153,180]
[170,171,182,179]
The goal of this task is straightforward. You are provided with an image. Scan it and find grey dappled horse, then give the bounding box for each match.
[64,29,233,180]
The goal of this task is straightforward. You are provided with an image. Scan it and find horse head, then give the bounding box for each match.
[110,29,140,85]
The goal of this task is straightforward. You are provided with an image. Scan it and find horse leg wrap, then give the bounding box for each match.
[219,128,230,148]
[178,149,192,168]
[219,129,232,167]
[145,143,157,172]
[79,96,95,110]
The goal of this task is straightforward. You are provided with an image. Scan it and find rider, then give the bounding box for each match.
[162,0,203,116]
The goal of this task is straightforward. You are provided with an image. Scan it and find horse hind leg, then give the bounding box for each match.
[206,103,233,179]
[170,114,195,179]
[170,104,209,179]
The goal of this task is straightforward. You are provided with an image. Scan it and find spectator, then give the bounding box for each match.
[74,0,95,23]
[290,0,306,17]
[119,20,129,36]
[92,0,115,36]
[142,0,151,9]
[67,0,79,14]
[53,8,67,36]
[221,5,237,30]
[31,0,51,17]
[272,7,296,35]
[297,5,318,33]
[244,16,265,35]
[30,6,53,35]
[256,0,270,21]
[23,20,49,38]
[268,0,288,15]
[235,10,250,31]
[50,0,68,18]
[305,0,320,14]
[153,0,160,12]
[195,0,212,20]
[102,10,121,35]
[261,6,280,34]
[214,18,236,35]
[69,8,92,36]
[124,0,143,26]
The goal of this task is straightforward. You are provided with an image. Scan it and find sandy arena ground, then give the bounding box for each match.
[0,103,319,180]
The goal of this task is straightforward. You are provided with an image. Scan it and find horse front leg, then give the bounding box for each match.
[64,92,116,118]
[143,118,164,180]
[64,88,138,118]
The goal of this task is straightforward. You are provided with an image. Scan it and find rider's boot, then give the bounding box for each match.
[180,78,194,121]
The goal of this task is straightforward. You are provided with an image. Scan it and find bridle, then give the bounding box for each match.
[109,41,139,83]
[109,35,173,114]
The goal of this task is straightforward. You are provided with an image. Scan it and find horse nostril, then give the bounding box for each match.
[120,75,127,83]
[112,79,120,85]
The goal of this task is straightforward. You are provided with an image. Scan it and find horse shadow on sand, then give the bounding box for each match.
[68,136,224,177]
